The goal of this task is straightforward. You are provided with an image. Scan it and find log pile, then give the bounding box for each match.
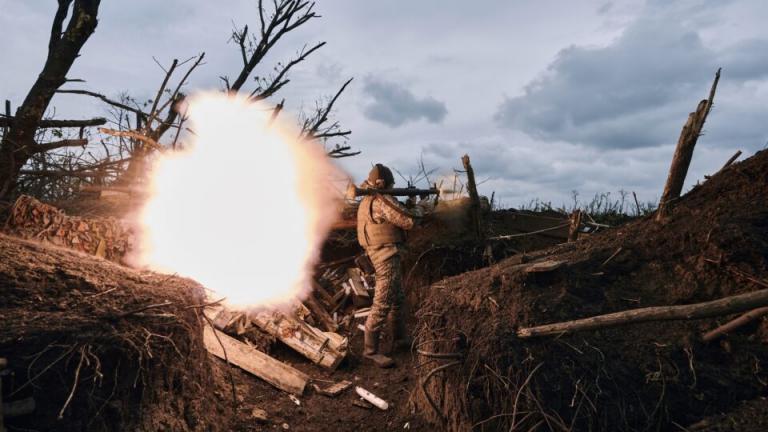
[4,195,132,263]
[200,257,379,395]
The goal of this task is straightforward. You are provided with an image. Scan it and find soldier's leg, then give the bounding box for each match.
[365,253,398,333]
[384,255,409,353]
[363,252,398,368]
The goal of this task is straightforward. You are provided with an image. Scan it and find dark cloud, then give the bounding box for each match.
[362,77,447,127]
[494,14,768,150]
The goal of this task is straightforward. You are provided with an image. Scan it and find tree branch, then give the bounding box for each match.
[250,41,325,101]
[0,117,106,128]
[517,286,768,339]
[49,0,73,51]
[98,128,161,151]
[302,78,352,140]
[56,89,148,118]
[33,139,88,153]
[229,0,318,93]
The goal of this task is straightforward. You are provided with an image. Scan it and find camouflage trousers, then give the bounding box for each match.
[364,245,404,334]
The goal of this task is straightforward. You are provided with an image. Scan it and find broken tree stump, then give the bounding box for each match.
[517,286,768,338]
[203,325,308,395]
[568,210,582,242]
[250,310,347,370]
[461,154,483,239]
[657,68,721,221]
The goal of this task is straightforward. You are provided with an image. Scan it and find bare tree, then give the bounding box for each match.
[0,0,102,199]
[4,0,358,200]
[223,0,357,158]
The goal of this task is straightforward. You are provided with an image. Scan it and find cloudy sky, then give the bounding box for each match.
[1,0,766,209]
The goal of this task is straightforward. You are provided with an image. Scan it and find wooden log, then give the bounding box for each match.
[250,310,347,370]
[657,69,721,220]
[461,154,483,239]
[203,326,308,395]
[517,287,768,339]
[702,306,768,343]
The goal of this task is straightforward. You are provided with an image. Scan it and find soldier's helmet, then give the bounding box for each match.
[366,163,395,189]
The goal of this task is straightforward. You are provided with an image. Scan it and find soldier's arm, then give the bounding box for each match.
[373,195,422,230]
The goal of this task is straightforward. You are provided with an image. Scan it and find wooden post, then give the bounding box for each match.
[657,68,721,220]
[2,100,9,137]
[461,154,482,239]
[517,286,768,339]
[568,210,582,242]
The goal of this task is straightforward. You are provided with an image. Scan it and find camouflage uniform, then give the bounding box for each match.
[357,194,423,334]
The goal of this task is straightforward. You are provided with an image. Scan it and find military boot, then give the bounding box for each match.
[363,329,394,368]
[385,310,412,354]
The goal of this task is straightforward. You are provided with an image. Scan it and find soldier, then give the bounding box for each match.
[356,163,433,367]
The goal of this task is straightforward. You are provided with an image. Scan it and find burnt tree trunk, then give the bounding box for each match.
[0,0,101,199]
[656,68,721,220]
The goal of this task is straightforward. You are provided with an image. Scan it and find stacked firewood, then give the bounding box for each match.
[4,195,132,263]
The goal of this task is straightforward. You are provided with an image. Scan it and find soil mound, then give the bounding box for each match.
[0,234,228,431]
[413,150,768,431]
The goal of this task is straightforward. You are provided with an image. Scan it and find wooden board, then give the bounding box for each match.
[203,325,308,395]
[347,268,372,307]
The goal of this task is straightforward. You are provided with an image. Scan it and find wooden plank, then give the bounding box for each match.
[347,268,371,307]
[315,380,352,397]
[203,326,308,395]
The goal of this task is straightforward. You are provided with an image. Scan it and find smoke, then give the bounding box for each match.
[132,93,344,309]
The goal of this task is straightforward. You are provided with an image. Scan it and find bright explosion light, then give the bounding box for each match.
[133,93,343,308]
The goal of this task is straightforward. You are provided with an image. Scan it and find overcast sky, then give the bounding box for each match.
[1,0,766,209]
